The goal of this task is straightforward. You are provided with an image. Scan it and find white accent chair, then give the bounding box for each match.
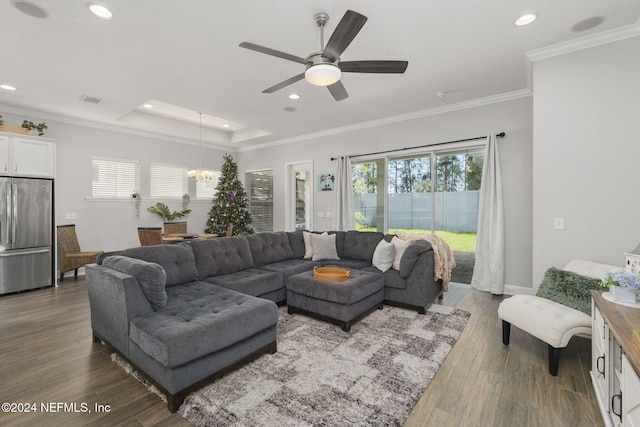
[498,259,621,376]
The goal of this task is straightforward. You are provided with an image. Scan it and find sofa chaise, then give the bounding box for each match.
[86,229,444,411]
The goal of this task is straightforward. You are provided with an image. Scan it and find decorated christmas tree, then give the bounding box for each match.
[205,153,254,236]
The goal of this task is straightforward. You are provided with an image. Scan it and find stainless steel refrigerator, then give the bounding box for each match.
[0,177,53,294]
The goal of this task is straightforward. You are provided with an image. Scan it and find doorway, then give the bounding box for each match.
[285,161,313,231]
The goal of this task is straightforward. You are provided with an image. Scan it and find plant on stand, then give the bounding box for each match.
[21,120,48,136]
[132,191,141,218]
[600,269,640,303]
[147,202,191,231]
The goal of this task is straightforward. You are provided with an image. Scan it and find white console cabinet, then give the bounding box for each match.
[0,133,56,178]
[592,291,640,427]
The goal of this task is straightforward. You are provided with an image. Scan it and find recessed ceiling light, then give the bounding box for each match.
[0,84,17,91]
[142,104,153,109]
[87,3,113,19]
[222,124,230,128]
[12,1,48,19]
[572,16,605,32]
[515,13,537,27]
[289,93,300,100]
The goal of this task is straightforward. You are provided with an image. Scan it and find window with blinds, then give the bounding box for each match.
[195,172,221,200]
[150,163,187,198]
[91,157,139,198]
[245,170,273,232]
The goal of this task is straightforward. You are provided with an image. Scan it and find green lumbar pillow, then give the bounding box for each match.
[536,267,602,315]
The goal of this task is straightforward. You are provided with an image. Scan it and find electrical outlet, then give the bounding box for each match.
[553,218,564,230]
[65,212,77,220]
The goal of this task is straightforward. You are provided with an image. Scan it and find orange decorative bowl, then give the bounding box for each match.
[313,266,351,282]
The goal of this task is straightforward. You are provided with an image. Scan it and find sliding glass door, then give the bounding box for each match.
[351,145,484,283]
[387,154,431,233]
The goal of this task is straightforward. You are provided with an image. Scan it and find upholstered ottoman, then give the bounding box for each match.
[287,267,384,331]
[498,259,622,376]
[498,294,591,375]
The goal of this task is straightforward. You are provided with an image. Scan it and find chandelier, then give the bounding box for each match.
[188,113,214,183]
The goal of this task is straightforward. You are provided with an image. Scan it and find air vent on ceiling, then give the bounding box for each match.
[80,95,103,104]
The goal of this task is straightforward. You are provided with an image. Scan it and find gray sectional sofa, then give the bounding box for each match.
[86,230,443,412]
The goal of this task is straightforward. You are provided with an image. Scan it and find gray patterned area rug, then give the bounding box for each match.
[182,304,468,426]
[114,304,469,426]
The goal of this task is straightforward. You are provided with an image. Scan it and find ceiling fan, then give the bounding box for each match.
[239,10,408,101]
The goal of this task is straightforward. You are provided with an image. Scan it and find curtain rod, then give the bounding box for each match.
[331,132,505,161]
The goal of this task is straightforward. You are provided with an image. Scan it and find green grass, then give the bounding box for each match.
[355,225,476,253]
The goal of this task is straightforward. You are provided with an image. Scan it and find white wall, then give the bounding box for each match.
[532,35,640,285]
[1,91,534,289]
[239,96,534,288]
[0,111,227,252]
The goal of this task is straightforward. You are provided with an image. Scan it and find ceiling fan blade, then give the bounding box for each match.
[327,80,349,101]
[339,60,408,73]
[322,10,368,62]
[262,73,306,93]
[239,42,309,65]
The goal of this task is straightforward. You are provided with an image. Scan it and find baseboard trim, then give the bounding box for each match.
[504,284,537,296]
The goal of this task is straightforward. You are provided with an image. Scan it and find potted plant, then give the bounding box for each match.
[21,120,48,136]
[600,269,640,303]
[147,202,191,223]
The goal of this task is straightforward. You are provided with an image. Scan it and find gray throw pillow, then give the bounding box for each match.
[536,267,602,315]
[372,240,395,272]
[311,233,340,261]
[103,255,167,310]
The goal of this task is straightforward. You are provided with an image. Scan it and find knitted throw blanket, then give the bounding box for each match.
[394,231,457,292]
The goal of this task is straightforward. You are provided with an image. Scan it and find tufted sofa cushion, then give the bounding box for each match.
[286,230,306,259]
[129,282,278,368]
[245,232,294,267]
[102,255,167,310]
[343,231,384,261]
[190,237,254,277]
[100,243,198,287]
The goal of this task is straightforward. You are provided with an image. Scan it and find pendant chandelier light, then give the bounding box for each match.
[188,113,214,183]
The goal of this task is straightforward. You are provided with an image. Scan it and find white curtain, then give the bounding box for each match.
[332,156,355,230]
[471,133,505,294]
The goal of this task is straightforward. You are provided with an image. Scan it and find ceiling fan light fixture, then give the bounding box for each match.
[305,64,341,87]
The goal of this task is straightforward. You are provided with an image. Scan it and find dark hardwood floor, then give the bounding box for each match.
[0,279,603,426]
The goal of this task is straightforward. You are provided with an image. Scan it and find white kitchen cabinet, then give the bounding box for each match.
[0,132,55,178]
[0,136,9,174]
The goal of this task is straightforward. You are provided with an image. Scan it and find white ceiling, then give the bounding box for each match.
[1,1,639,150]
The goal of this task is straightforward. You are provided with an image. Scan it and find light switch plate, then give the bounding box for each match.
[65,212,78,220]
[553,217,564,230]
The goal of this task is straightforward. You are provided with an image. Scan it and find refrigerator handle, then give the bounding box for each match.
[12,184,17,244]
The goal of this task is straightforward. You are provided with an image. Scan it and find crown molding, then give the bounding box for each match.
[0,103,238,153]
[237,89,532,153]
[526,21,640,63]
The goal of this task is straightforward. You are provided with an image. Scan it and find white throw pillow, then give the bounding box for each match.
[311,233,340,261]
[303,231,313,259]
[372,240,396,272]
[391,236,412,271]
[303,231,328,259]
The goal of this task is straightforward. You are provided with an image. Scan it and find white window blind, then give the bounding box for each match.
[195,172,221,200]
[246,170,273,232]
[91,157,139,198]
[150,163,187,198]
